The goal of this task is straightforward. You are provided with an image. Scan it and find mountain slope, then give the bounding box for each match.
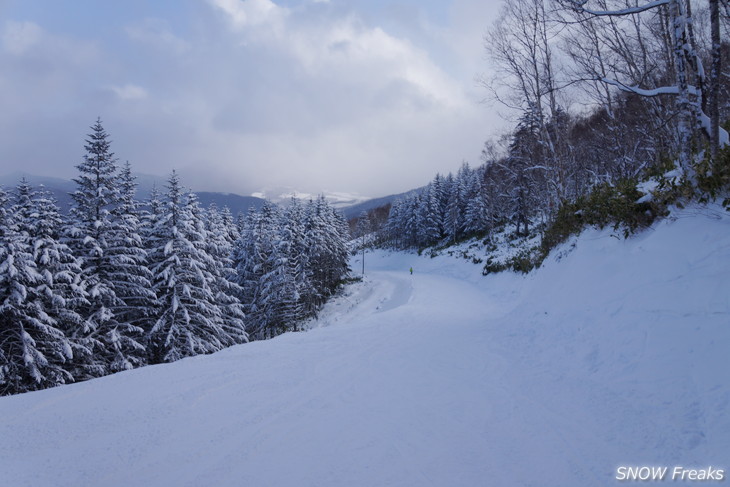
[340,187,423,219]
[0,205,728,486]
[0,172,265,215]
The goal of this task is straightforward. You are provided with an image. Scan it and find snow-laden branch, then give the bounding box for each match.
[599,77,700,97]
[565,0,670,17]
[601,78,727,148]
[699,111,730,148]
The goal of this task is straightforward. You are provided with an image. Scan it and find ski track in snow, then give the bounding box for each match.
[1,205,729,486]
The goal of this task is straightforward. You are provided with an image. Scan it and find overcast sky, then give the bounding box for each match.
[0,0,505,199]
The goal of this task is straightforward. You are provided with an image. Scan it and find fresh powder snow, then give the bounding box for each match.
[0,205,728,486]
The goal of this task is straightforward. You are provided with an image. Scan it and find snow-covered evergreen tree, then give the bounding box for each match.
[232,196,348,339]
[235,201,281,339]
[65,119,144,378]
[503,106,543,236]
[304,196,350,304]
[0,186,75,395]
[204,204,247,344]
[403,196,421,248]
[419,184,443,244]
[141,184,164,255]
[232,207,262,330]
[256,223,301,338]
[20,184,90,374]
[104,162,156,371]
[219,205,241,252]
[283,198,315,322]
[147,172,242,363]
[463,168,491,236]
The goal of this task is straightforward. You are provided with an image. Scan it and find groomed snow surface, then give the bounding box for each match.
[1,205,729,486]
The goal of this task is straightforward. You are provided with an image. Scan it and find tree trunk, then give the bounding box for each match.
[669,0,693,175]
[709,0,721,160]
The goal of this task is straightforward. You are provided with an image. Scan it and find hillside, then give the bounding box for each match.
[341,187,422,219]
[0,205,728,486]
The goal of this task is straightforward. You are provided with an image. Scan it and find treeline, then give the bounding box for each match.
[0,119,350,396]
[384,163,490,249]
[381,0,730,252]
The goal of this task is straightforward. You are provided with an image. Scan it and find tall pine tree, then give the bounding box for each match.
[66,118,144,378]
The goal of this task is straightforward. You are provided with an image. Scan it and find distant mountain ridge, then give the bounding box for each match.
[1,171,424,220]
[340,187,423,219]
[252,187,371,210]
[0,172,265,216]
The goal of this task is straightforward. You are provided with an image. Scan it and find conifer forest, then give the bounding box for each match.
[0,120,350,396]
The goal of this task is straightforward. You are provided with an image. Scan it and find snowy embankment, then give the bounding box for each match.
[1,205,729,486]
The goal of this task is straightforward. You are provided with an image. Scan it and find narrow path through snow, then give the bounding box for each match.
[374,272,412,313]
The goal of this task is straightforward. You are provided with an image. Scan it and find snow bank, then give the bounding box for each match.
[486,205,730,481]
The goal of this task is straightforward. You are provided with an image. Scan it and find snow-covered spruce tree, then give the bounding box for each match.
[483,157,513,229]
[147,172,243,363]
[333,205,353,267]
[105,162,156,370]
[389,199,408,249]
[0,186,75,395]
[66,118,145,378]
[10,179,34,235]
[256,221,302,338]
[418,183,444,245]
[304,196,350,307]
[444,185,463,243]
[140,184,164,256]
[384,196,419,250]
[383,199,403,248]
[232,207,261,333]
[232,197,349,339]
[219,205,241,252]
[233,202,281,339]
[404,196,421,248]
[282,198,315,323]
[17,184,90,375]
[205,204,235,270]
[463,168,492,236]
[0,187,8,236]
[382,162,503,250]
[501,105,544,236]
[204,204,246,344]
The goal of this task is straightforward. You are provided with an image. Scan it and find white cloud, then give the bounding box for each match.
[211,1,467,111]
[2,21,42,55]
[209,0,288,30]
[110,84,148,101]
[126,18,189,55]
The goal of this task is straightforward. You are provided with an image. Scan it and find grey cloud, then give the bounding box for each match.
[0,0,500,199]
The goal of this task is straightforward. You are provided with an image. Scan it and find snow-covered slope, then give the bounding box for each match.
[1,205,728,486]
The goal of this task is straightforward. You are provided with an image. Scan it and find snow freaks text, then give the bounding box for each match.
[615,466,725,482]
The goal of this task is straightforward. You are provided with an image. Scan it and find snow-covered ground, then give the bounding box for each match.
[1,205,729,486]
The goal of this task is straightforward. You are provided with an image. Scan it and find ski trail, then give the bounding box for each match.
[307,270,415,328]
[374,272,413,313]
